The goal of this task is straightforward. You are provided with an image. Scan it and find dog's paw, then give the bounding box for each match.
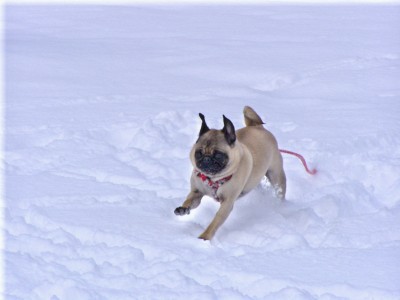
[198,232,212,241]
[174,206,190,216]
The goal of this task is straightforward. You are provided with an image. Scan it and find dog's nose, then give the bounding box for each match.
[202,156,212,164]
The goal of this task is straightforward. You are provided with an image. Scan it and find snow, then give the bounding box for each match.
[4,4,400,300]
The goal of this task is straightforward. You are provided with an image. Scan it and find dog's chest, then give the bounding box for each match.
[194,170,232,201]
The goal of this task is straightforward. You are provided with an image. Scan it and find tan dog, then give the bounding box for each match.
[174,106,286,240]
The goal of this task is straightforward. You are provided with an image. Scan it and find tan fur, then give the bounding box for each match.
[176,106,286,240]
[243,105,264,126]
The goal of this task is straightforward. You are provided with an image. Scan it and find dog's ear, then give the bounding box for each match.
[198,113,210,137]
[222,115,236,146]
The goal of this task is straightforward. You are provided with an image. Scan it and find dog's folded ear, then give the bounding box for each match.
[198,113,210,137]
[222,115,236,146]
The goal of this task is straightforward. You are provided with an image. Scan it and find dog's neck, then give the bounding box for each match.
[194,170,233,201]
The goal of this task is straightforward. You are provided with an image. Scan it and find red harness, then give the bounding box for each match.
[194,170,232,201]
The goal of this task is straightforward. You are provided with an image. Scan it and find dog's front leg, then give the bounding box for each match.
[174,189,203,216]
[198,197,234,240]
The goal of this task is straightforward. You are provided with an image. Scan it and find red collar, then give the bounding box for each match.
[194,170,233,200]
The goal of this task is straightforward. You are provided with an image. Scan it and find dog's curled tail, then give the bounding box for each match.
[243,106,265,127]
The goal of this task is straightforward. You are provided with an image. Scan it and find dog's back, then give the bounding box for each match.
[236,106,286,197]
[238,105,279,161]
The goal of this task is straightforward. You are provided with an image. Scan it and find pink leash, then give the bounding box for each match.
[280,149,317,175]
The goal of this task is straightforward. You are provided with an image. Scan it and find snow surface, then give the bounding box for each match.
[4,4,400,300]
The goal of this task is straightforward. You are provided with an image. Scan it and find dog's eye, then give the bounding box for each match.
[195,150,203,160]
[214,151,225,161]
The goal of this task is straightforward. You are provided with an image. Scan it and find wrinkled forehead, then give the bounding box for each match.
[196,130,227,152]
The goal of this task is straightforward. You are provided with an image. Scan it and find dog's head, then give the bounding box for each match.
[190,113,236,175]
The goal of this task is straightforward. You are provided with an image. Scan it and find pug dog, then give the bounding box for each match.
[174,106,286,240]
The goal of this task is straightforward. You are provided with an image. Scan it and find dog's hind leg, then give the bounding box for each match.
[266,154,286,200]
[266,169,286,199]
